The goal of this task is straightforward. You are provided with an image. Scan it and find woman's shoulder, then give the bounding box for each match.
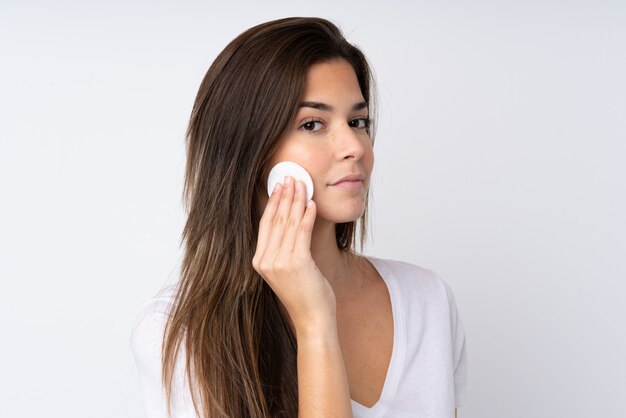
[365,255,442,286]
[130,282,198,415]
[132,282,179,331]
[364,255,457,305]
[130,282,179,371]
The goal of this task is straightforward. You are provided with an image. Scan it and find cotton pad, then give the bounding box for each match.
[267,161,314,202]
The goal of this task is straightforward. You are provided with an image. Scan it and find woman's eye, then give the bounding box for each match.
[301,120,323,132]
[349,118,370,129]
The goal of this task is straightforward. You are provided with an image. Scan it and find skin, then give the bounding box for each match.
[254,58,374,304]
[252,59,459,417]
[252,59,372,417]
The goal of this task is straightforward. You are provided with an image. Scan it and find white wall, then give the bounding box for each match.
[1,1,624,417]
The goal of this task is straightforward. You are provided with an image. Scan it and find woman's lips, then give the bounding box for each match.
[330,180,364,189]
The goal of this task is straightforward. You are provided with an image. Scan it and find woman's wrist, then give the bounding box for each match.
[295,316,340,348]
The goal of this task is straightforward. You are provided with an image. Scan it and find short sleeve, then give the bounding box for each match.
[443,281,468,408]
[130,289,198,418]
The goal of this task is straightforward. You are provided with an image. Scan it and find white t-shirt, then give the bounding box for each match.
[131,256,468,418]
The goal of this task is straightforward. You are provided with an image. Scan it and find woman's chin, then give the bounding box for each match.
[315,204,365,224]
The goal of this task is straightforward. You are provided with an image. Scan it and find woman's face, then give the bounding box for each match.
[266,59,374,224]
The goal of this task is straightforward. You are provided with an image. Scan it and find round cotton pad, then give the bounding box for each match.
[267,161,314,202]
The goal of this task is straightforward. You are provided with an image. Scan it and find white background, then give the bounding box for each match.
[1,1,624,417]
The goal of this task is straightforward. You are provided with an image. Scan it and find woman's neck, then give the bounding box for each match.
[310,219,366,297]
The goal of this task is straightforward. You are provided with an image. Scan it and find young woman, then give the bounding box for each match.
[132,17,467,418]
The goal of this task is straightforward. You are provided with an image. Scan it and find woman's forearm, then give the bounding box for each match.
[296,323,352,418]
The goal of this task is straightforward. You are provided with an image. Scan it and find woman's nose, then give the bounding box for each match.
[335,123,366,160]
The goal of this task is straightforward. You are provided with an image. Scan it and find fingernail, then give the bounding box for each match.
[273,183,281,193]
[284,176,292,186]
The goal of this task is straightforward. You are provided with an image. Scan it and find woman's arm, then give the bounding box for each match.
[253,178,352,417]
[296,322,352,417]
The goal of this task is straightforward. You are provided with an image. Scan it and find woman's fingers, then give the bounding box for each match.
[278,179,308,255]
[262,176,297,261]
[295,196,316,254]
[256,183,282,247]
[253,175,317,283]
[253,182,282,267]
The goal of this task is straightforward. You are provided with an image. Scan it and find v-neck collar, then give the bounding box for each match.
[350,256,406,418]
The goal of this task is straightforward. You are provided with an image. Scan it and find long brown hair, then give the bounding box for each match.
[163,17,376,417]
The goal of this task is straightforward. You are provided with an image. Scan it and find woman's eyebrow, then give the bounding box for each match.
[298,101,368,112]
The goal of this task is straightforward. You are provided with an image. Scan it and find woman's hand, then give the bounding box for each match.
[252,176,337,338]
[253,176,352,417]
